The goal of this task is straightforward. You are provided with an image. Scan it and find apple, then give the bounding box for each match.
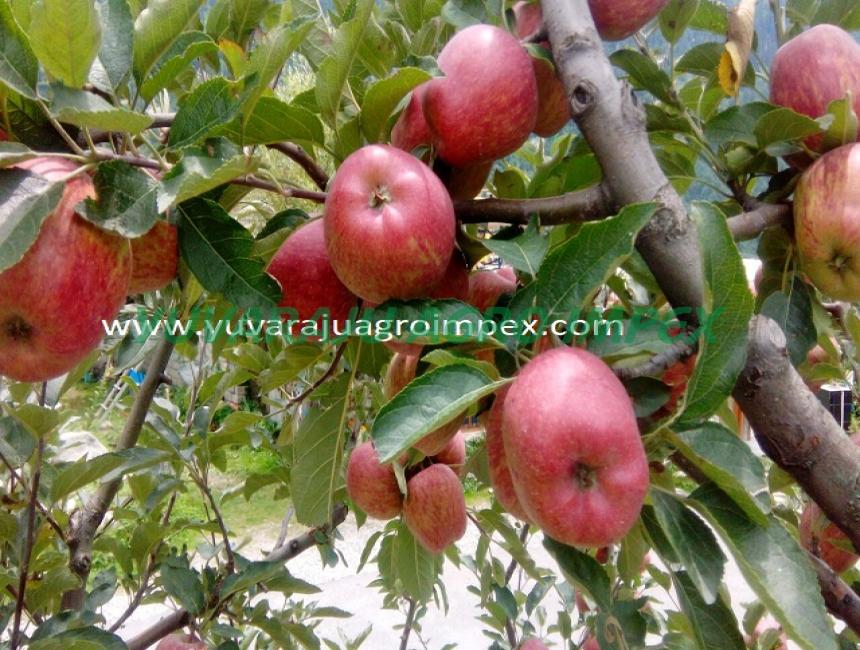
[268,219,357,331]
[128,220,178,294]
[582,637,600,650]
[155,634,206,650]
[391,83,431,154]
[745,616,788,650]
[800,500,859,573]
[423,25,538,166]
[502,347,649,547]
[770,25,860,156]
[467,266,518,313]
[589,0,670,41]
[403,463,468,553]
[519,639,550,650]
[346,441,403,520]
[485,385,531,521]
[793,144,860,301]
[0,158,131,382]
[433,159,493,200]
[432,430,467,474]
[658,353,698,415]
[324,145,455,303]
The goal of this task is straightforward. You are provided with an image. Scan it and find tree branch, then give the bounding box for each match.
[232,175,327,203]
[399,598,417,650]
[810,553,860,635]
[727,202,791,241]
[614,339,697,381]
[454,182,612,225]
[267,142,330,191]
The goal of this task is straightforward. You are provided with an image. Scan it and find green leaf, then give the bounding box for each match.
[543,536,611,610]
[669,422,770,525]
[754,107,823,150]
[221,560,285,599]
[315,0,374,126]
[675,42,724,77]
[218,97,325,146]
[610,49,676,105]
[372,363,505,462]
[660,0,700,43]
[139,31,218,101]
[394,522,441,602]
[672,571,745,650]
[29,0,101,88]
[0,416,36,467]
[132,0,205,81]
[157,149,251,210]
[0,168,63,272]
[169,78,241,149]
[361,67,431,142]
[177,198,281,311]
[51,448,171,502]
[704,102,775,148]
[813,0,860,29]
[258,344,325,392]
[29,626,127,650]
[476,510,540,579]
[649,491,725,604]
[441,0,486,28]
[96,0,134,89]
[368,300,484,347]
[678,203,753,426]
[822,95,859,151]
[50,85,153,133]
[291,373,352,526]
[690,483,838,650]
[688,0,728,33]
[483,220,548,278]
[160,556,205,615]
[0,2,39,99]
[759,279,816,368]
[535,203,657,324]
[77,161,158,237]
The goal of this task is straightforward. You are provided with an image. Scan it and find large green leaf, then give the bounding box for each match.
[219,97,325,146]
[168,77,241,149]
[393,522,441,602]
[51,448,171,502]
[29,626,127,650]
[483,220,548,278]
[0,168,63,272]
[543,537,612,610]
[690,484,838,650]
[672,571,745,650]
[660,0,700,43]
[0,2,39,99]
[371,363,505,462]
[96,0,133,89]
[157,150,251,210]
[360,67,431,142]
[291,373,352,526]
[78,161,159,237]
[754,108,822,151]
[159,555,205,615]
[759,279,816,368]
[29,0,101,88]
[610,49,676,105]
[368,299,484,347]
[535,203,656,324]
[177,198,281,312]
[132,0,205,82]
[139,31,218,101]
[704,103,774,148]
[678,203,753,426]
[50,85,153,134]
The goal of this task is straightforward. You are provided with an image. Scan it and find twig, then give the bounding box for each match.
[454,183,613,225]
[502,524,530,648]
[809,553,860,635]
[268,142,330,190]
[233,175,327,203]
[399,598,418,650]
[283,342,348,410]
[92,150,163,170]
[0,450,66,543]
[614,339,697,381]
[727,202,791,241]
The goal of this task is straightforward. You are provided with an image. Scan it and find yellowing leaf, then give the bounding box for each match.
[718,0,755,96]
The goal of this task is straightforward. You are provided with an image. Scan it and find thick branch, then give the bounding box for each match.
[727,203,791,241]
[810,554,860,635]
[542,0,704,315]
[454,182,612,225]
[62,337,175,610]
[267,142,330,190]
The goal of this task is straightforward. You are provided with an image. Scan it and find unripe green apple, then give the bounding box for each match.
[346,441,403,520]
[502,347,649,547]
[484,386,531,522]
[403,463,467,554]
[324,145,455,303]
[794,144,860,301]
[0,158,131,382]
[128,220,178,294]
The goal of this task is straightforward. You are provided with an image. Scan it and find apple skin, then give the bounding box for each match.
[391,83,431,154]
[432,430,467,474]
[589,0,670,41]
[432,159,493,200]
[403,463,467,554]
[324,145,455,303]
[155,634,206,650]
[502,347,649,547]
[518,640,550,650]
[800,500,859,574]
[794,144,860,301]
[346,441,403,520]
[0,158,131,382]
[582,638,600,650]
[128,220,178,294]
[770,25,860,156]
[268,219,357,328]
[485,386,531,522]
[467,266,518,313]
[423,25,538,166]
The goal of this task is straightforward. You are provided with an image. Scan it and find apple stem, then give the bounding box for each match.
[3,316,33,343]
[574,463,596,489]
[369,186,391,208]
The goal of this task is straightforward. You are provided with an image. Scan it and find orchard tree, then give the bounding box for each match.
[2,0,860,649]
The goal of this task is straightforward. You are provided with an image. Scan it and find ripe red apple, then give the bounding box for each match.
[589,0,670,41]
[467,266,518,313]
[155,634,206,650]
[268,219,357,330]
[433,430,467,474]
[0,158,131,382]
[793,143,860,301]
[403,463,467,554]
[502,347,649,547]
[485,386,531,522]
[800,500,859,573]
[433,159,493,200]
[324,145,455,303]
[423,25,538,166]
[770,25,860,156]
[128,220,178,294]
[346,441,403,520]
[582,637,600,650]
[391,83,431,154]
[519,639,550,650]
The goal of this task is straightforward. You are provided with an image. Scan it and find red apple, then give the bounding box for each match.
[128,220,178,294]
[0,158,131,382]
[502,347,649,547]
[658,353,698,415]
[346,441,403,520]
[793,143,860,301]
[467,266,518,313]
[433,159,493,200]
[589,0,670,41]
[155,634,205,650]
[582,637,600,650]
[433,430,467,474]
[485,385,531,522]
[403,463,467,553]
[268,219,357,330]
[413,419,464,457]
[800,500,859,574]
[519,639,550,650]
[423,25,538,166]
[391,83,431,154]
[770,25,860,156]
[324,145,455,303]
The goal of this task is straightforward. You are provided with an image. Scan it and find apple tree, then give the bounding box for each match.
[1,0,860,649]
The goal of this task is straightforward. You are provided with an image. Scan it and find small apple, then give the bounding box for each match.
[485,385,531,522]
[154,633,206,650]
[582,637,600,650]
[433,159,493,200]
[268,219,357,329]
[0,158,131,382]
[432,430,467,474]
[423,25,538,166]
[467,266,518,313]
[589,0,670,41]
[502,347,649,547]
[518,639,550,650]
[403,463,468,554]
[324,145,455,303]
[391,83,431,154]
[794,143,860,301]
[128,220,179,294]
[346,441,403,520]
